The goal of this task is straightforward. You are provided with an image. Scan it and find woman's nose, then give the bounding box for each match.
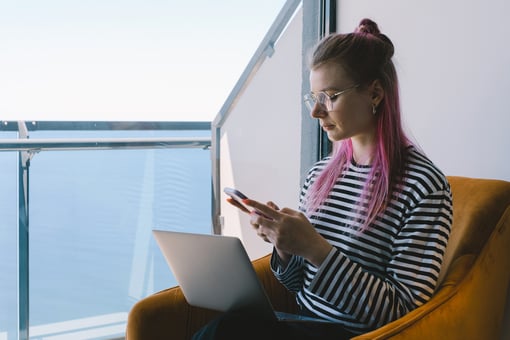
[310,103,327,118]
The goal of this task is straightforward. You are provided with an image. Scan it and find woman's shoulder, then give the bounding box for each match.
[403,146,450,194]
[302,156,332,188]
[307,156,331,175]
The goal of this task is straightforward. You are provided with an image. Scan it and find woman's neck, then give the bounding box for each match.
[351,135,376,166]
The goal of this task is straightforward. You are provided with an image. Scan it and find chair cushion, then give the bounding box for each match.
[437,176,510,285]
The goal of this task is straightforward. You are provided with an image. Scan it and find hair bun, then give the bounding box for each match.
[355,18,394,59]
[355,18,381,35]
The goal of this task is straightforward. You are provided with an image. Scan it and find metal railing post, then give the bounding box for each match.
[18,121,31,340]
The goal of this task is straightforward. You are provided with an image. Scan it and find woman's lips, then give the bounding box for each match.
[322,124,335,130]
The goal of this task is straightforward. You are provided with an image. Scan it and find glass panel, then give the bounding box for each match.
[0,133,18,340]
[1,128,211,339]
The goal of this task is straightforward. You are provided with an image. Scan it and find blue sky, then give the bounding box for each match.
[0,0,287,121]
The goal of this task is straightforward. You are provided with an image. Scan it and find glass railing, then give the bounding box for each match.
[0,121,212,340]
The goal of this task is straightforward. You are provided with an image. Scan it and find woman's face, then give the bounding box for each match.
[309,62,377,143]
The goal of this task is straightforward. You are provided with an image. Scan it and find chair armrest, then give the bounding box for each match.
[351,254,476,339]
[126,286,220,340]
[126,253,297,340]
[352,206,510,339]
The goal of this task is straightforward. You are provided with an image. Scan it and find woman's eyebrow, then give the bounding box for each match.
[312,86,340,94]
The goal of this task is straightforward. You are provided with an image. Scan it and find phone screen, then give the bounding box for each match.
[223,187,272,219]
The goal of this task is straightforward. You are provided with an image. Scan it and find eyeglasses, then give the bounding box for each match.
[303,84,360,112]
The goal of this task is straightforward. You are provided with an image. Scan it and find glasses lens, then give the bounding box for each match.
[316,93,328,110]
[303,93,332,112]
[303,94,316,111]
[316,93,332,111]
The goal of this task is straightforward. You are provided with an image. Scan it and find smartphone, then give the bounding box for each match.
[223,187,252,213]
[223,187,272,219]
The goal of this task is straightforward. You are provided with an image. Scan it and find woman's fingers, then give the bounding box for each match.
[226,197,250,214]
[267,201,280,210]
[243,199,279,220]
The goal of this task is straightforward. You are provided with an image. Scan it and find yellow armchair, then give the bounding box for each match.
[126,176,510,340]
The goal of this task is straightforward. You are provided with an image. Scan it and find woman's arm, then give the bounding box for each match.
[304,189,452,328]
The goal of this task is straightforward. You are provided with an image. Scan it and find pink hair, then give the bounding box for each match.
[305,19,411,231]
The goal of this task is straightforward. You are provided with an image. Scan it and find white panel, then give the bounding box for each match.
[220,8,303,259]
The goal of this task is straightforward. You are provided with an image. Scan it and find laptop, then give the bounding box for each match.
[152,230,331,323]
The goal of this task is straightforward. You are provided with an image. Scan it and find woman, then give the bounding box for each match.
[194,18,452,340]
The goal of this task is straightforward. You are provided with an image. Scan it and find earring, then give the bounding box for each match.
[372,104,377,115]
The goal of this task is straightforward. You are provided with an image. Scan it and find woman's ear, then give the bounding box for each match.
[369,79,385,107]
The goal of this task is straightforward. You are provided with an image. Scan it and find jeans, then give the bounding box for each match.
[192,310,356,340]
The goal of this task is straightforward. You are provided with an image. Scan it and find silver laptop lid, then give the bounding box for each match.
[152,230,276,319]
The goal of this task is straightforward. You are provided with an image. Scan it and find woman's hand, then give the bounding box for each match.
[243,198,333,267]
[225,197,250,214]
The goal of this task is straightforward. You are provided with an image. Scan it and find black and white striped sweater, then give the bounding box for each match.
[271,147,452,334]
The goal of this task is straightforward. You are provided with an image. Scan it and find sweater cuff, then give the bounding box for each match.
[271,248,302,277]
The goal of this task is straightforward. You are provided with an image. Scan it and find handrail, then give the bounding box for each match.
[212,0,301,128]
[0,137,211,152]
[0,120,211,132]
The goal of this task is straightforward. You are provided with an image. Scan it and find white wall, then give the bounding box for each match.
[337,0,510,181]
[219,8,303,259]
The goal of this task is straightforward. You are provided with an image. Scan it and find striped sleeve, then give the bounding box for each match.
[306,188,452,329]
[270,249,305,292]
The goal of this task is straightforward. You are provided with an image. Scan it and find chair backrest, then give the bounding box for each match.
[437,176,510,285]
